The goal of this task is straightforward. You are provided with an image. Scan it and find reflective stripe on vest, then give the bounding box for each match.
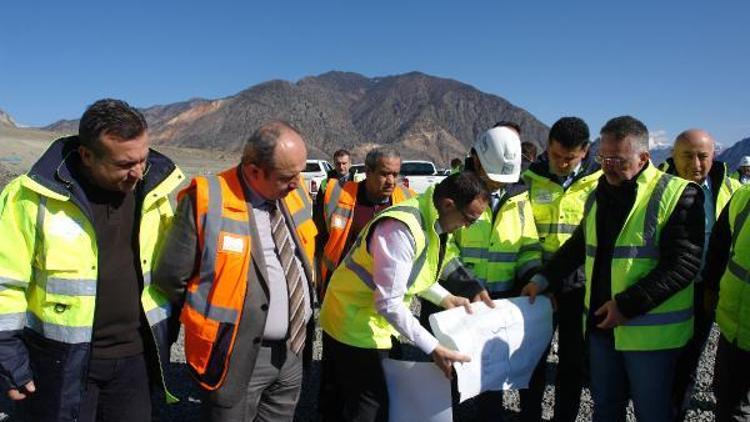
[583,164,693,351]
[716,185,750,350]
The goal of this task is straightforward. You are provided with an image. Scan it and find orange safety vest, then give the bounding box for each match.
[180,167,316,390]
[320,181,414,289]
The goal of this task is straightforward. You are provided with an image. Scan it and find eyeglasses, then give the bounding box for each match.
[594,155,631,168]
[459,207,481,226]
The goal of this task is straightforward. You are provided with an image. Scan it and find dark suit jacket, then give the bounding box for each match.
[153,167,315,407]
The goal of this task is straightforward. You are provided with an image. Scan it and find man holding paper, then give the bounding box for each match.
[319,171,491,422]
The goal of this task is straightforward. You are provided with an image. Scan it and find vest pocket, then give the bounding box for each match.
[184,321,217,374]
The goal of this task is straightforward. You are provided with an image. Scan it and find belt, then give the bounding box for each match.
[260,339,287,348]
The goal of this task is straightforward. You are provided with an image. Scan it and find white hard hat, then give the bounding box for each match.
[740,156,750,167]
[472,126,522,183]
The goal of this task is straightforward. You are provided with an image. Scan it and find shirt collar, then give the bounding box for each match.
[434,220,445,235]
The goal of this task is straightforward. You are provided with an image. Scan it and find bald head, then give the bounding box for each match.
[672,128,715,183]
[241,120,308,200]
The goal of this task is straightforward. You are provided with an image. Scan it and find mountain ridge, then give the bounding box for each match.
[41,71,550,165]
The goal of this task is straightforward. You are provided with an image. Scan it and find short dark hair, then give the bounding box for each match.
[333,149,350,160]
[493,120,522,135]
[242,120,302,168]
[433,171,489,211]
[450,158,463,168]
[549,117,590,149]
[79,99,147,155]
[600,115,649,153]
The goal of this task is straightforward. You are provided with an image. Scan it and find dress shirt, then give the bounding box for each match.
[560,162,582,189]
[243,182,312,340]
[370,219,451,354]
[490,189,505,216]
[699,176,715,276]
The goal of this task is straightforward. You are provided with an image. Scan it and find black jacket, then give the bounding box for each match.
[702,201,732,293]
[539,163,705,331]
[526,151,601,291]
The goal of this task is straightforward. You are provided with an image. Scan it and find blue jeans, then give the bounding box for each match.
[588,329,681,422]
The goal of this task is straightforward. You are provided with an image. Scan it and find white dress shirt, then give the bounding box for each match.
[370,218,451,354]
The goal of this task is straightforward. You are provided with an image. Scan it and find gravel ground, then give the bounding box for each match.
[1,314,719,421]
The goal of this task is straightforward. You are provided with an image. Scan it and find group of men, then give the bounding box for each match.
[0,98,749,422]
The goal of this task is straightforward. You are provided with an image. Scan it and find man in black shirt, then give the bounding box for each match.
[0,99,183,422]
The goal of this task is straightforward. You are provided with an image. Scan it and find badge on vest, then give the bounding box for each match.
[221,234,245,254]
[48,214,84,240]
[534,190,555,204]
[331,215,347,229]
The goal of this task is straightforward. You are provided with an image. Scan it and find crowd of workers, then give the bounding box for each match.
[0,98,749,422]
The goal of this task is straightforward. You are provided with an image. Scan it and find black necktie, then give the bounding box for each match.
[437,232,448,274]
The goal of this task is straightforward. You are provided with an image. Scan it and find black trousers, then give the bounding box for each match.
[519,287,586,422]
[672,281,713,420]
[714,334,750,422]
[78,354,152,422]
[320,332,395,422]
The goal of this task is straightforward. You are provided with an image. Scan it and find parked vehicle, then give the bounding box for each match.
[351,163,366,182]
[399,160,446,194]
[301,159,333,199]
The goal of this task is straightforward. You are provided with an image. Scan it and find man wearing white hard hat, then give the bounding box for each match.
[733,156,750,185]
[423,121,543,420]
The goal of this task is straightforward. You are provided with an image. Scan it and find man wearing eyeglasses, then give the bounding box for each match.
[0,99,184,421]
[319,172,491,422]
[522,116,705,422]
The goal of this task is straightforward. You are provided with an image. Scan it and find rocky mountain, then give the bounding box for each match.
[718,136,750,171]
[44,71,549,165]
[0,108,17,128]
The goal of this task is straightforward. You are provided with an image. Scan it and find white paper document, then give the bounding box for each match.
[429,296,553,402]
[381,359,453,422]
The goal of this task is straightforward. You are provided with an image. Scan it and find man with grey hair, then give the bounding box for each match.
[522,116,705,421]
[658,129,741,419]
[154,120,317,421]
[316,146,415,296]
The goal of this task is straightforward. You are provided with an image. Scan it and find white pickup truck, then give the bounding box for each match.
[301,159,333,200]
[399,160,446,194]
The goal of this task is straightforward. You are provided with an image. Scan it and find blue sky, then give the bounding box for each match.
[1,0,749,148]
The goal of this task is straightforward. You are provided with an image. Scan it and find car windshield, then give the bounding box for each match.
[304,162,323,172]
[400,162,435,176]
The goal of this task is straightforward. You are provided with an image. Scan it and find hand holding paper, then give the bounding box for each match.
[429,296,553,402]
